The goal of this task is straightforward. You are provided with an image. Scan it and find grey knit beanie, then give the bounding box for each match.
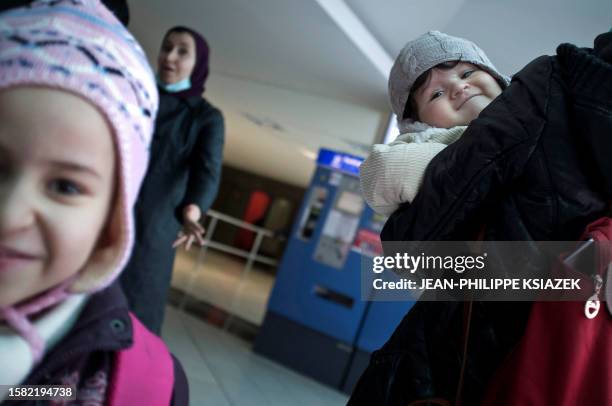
[389,31,510,133]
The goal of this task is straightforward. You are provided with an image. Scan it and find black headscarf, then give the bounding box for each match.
[161,26,210,99]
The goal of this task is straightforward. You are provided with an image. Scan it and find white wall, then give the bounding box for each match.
[205,73,386,187]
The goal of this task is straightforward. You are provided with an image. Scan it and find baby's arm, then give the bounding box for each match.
[360,141,446,215]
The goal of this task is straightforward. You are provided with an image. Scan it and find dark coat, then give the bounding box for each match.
[120,91,224,334]
[349,34,612,405]
[19,283,189,405]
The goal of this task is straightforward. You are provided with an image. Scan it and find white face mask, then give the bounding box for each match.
[158,76,191,92]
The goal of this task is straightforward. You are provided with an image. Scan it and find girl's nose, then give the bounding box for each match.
[0,182,35,235]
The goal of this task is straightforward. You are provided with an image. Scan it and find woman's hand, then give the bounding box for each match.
[172,204,205,250]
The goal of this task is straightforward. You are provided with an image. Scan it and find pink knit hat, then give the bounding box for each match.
[0,0,158,362]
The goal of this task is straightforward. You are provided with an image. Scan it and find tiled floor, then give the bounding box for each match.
[171,248,274,325]
[162,305,349,406]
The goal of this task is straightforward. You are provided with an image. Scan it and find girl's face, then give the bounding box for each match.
[413,62,503,128]
[157,31,197,85]
[0,87,116,307]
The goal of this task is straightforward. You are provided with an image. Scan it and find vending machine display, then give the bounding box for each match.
[313,176,364,269]
[298,187,327,241]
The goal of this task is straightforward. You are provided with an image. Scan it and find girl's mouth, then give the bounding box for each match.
[0,246,38,271]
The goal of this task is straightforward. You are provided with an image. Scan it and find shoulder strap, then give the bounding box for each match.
[108,313,175,406]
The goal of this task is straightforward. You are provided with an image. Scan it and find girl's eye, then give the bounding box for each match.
[49,179,83,196]
[462,70,475,79]
[430,90,444,101]
[178,48,189,56]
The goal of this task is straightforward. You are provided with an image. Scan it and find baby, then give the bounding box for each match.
[360,31,509,215]
[351,30,612,406]
[0,1,186,403]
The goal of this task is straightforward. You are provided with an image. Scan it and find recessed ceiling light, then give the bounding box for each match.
[299,148,317,160]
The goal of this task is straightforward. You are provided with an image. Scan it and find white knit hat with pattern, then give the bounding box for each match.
[389,31,510,134]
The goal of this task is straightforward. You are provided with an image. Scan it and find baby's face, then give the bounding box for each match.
[0,87,116,307]
[414,62,503,128]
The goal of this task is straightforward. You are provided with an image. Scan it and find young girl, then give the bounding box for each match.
[360,31,509,215]
[0,1,187,404]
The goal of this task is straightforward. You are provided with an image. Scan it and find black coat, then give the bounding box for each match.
[120,91,224,334]
[20,283,189,405]
[349,34,612,405]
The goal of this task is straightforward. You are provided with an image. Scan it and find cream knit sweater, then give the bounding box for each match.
[360,126,466,215]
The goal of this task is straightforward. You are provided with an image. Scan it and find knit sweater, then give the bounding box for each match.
[359,126,466,215]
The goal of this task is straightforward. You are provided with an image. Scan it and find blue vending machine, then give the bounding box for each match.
[254,148,414,393]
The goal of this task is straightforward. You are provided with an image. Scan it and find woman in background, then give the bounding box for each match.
[120,26,225,335]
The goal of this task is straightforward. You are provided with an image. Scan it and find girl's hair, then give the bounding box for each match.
[402,60,460,120]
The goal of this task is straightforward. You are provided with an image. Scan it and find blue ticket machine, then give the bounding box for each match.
[254,148,414,392]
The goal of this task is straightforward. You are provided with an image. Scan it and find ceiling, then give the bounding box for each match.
[129,0,612,187]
